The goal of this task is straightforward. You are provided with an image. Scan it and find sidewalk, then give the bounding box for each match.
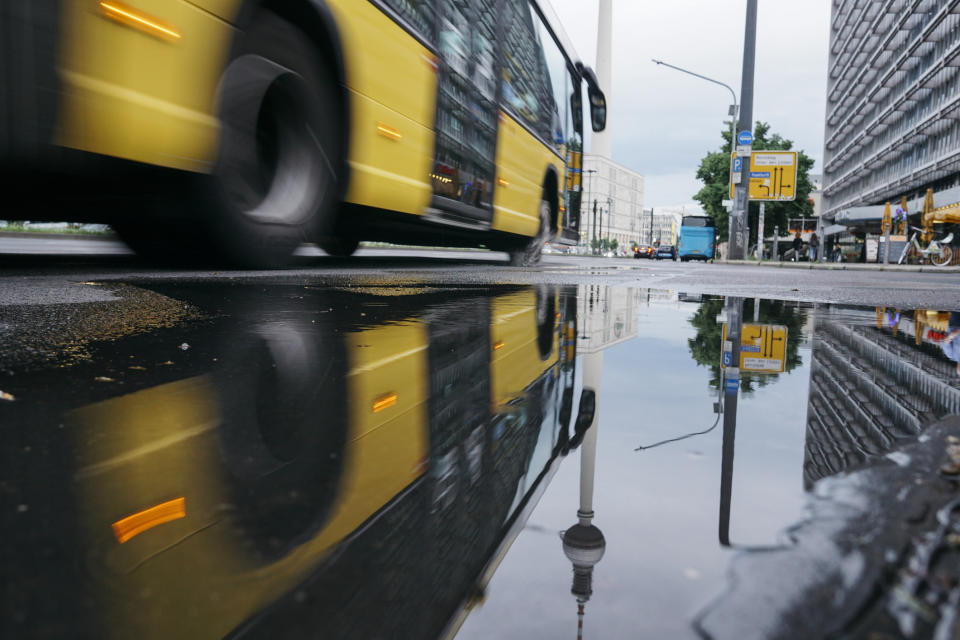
[717,258,960,273]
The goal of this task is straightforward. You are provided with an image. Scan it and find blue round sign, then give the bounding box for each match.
[737,130,753,145]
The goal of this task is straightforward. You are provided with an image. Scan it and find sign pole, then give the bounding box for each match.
[729,0,757,260]
[757,202,765,261]
[719,296,742,545]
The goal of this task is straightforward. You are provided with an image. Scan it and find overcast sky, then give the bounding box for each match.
[547,1,831,208]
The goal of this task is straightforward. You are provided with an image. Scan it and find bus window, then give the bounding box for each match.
[432,0,499,217]
[502,0,556,145]
[533,14,570,154]
[380,0,436,40]
[681,216,713,227]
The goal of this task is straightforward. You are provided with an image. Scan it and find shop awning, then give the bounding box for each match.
[821,224,848,237]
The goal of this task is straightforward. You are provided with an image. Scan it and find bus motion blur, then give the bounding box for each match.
[0,0,606,267]
[677,215,715,262]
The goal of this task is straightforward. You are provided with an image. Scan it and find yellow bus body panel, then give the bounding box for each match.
[69,324,429,639]
[57,0,237,172]
[490,290,556,409]
[493,113,562,237]
[341,322,430,517]
[328,0,436,216]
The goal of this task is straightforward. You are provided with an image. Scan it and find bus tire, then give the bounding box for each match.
[318,234,359,258]
[113,221,198,264]
[535,284,556,360]
[202,11,343,268]
[509,199,550,267]
[215,317,348,559]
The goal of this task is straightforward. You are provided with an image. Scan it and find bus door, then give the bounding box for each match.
[561,77,584,244]
[429,0,500,227]
[500,1,585,245]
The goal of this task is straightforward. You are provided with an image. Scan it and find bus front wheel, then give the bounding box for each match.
[202,12,343,268]
[509,200,551,267]
[318,234,359,258]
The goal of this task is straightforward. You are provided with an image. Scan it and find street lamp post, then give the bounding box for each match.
[598,205,603,253]
[584,168,598,253]
[652,59,738,159]
[606,197,613,250]
[651,58,742,254]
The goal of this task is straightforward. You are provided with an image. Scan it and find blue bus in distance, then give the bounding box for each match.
[677,215,715,261]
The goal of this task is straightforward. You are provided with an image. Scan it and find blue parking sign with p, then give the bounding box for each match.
[733,157,742,172]
[722,351,732,367]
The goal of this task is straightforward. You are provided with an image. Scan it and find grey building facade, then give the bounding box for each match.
[822,0,960,218]
[581,154,645,251]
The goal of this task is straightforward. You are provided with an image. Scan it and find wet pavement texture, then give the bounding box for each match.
[3,280,960,639]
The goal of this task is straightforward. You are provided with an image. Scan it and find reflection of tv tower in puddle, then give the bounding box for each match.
[561,350,606,638]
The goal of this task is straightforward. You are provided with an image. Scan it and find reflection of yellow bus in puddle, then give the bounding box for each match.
[67,285,577,638]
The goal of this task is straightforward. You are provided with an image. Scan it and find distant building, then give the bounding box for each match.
[821,2,960,219]
[581,154,645,250]
[809,174,822,219]
[638,205,690,246]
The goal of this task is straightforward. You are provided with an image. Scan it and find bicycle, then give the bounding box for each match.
[897,226,955,266]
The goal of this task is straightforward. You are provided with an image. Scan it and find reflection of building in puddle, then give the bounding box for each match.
[641,288,682,306]
[576,285,638,354]
[804,307,960,486]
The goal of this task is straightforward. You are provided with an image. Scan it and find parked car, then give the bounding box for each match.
[656,244,677,260]
[634,244,654,259]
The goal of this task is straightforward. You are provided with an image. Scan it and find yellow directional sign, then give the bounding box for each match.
[729,151,798,201]
[721,323,788,373]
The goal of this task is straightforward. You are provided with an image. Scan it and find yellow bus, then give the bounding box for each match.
[2,1,606,267]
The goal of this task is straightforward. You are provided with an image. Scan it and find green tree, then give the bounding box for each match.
[694,121,816,244]
[687,297,806,395]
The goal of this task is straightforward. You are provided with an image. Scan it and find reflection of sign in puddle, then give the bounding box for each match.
[722,323,788,373]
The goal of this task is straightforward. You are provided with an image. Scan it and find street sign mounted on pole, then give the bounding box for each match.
[729,151,798,201]
[721,323,787,373]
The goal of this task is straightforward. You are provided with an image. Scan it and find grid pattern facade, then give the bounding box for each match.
[822,0,960,217]
[581,154,645,249]
[804,314,960,487]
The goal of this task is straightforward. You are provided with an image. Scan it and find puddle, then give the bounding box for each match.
[2,284,959,638]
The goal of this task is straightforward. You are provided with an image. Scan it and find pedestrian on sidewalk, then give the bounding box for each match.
[809,232,819,262]
[942,311,960,378]
[792,232,802,261]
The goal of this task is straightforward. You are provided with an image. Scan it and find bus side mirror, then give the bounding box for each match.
[580,66,607,132]
[588,89,606,132]
[570,86,583,134]
[575,389,596,432]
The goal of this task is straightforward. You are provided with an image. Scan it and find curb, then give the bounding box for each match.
[715,259,960,273]
[0,230,118,240]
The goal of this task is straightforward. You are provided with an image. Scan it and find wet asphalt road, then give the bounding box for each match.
[2,235,960,310]
[6,235,960,638]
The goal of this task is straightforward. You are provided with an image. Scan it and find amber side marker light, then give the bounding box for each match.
[376,123,403,141]
[99,1,181,41]
[373,392,398,413]
[493,341,505,351]
[112,497,186,543]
